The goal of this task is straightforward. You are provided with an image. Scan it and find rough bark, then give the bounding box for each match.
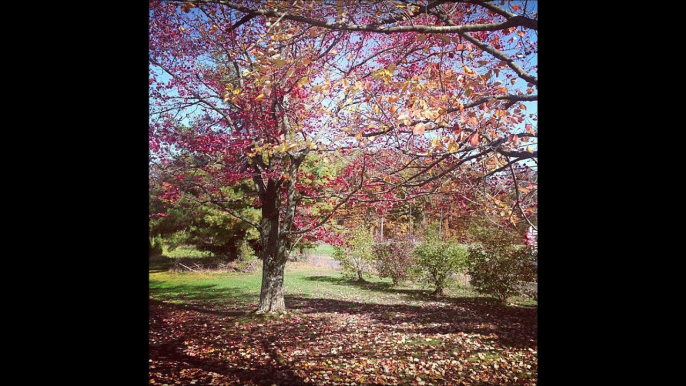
[256,178,289,314]
[257,253,286,313]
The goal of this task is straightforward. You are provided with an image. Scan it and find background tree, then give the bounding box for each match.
[150,164,261,259]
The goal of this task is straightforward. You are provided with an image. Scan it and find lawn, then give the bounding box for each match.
[149,256,537,385]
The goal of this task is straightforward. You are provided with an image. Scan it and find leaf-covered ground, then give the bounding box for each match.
[149,261,537,385]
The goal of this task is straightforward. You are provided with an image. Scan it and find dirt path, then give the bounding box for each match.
[305,254,341,269]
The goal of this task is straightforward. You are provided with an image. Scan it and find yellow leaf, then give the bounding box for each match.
[431,138,441,148]
[527,146,534,153]
[233,88,242,95]
[463,65,476,78]
[209,24,218,34]
[273,58,287,68]
[355,133,362,140]
[390,105,397,114]
[298,76,310,86]
[256,93,265,101]
[448,142,459,152]
[388,64,396,73]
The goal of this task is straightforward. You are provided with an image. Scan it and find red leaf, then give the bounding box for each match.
[468,133,479,146]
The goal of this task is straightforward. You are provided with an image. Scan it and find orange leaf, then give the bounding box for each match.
[469,132,479,146]
[413,123,425,135]
[181,2,196,12]
[456,44,465,50]
[462,65,476,78]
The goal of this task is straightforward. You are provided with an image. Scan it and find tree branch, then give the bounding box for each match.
[149,58,240,132]
[284,157,367,236]
[178,0,536,34]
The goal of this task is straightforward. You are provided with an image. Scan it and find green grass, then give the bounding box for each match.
[149,262,415,307]
[149,260,532,310]
[308,243,336,256]
[161,244,214,258]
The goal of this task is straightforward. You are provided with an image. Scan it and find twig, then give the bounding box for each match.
[179,263,199,272]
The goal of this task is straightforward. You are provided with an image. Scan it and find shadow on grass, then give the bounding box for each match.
[149,255,173,273]
[304,275,431,300]
[149,281,258,304]
[285,295,536,349]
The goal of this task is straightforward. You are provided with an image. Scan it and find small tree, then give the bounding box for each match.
[372,239,415,286]
[332,226,374,281]
[412,223,468,297]
[414,240,468,297]
[466,225,537,304]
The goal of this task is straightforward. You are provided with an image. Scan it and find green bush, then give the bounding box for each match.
[235,240,260,273]
[413,239,468,297]
[466,226,537,304]
[149,235,164,257]
[332,226,374,281]
[372,239,415,286]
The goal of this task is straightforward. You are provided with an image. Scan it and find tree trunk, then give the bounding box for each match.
[431,286,445,297]
[256,178,289,314]
[432,274,445,297]
[258,255,286,313]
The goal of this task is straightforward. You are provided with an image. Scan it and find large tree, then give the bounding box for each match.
[149,0,538,312]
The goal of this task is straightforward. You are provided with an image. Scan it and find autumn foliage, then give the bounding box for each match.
[150,0,537,312]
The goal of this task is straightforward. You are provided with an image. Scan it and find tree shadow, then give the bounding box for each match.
[285,295,536,349]
[150,299,314,385]
[304,275,431,300]
[150,281,536,385]
[149,255,173,273]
